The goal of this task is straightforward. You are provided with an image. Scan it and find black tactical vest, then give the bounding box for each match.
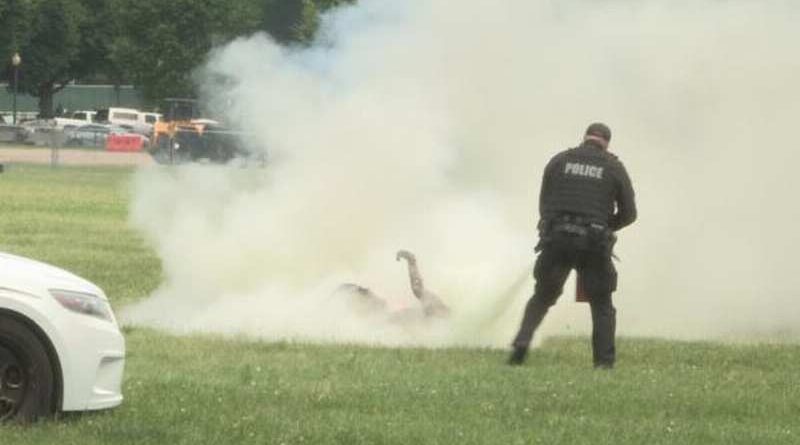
[539,142,633,228]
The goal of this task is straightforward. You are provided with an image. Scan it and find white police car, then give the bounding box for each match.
[0,252,125,422]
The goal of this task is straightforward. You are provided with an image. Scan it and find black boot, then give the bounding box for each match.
[593,362,614,370]
[507,346,528,366]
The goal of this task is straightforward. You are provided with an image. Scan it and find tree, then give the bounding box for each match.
[4,0,360,114]
[113,0,264,104]
[2,0,118,117]
[75,0,120,83]
[313,0,357,12]
[1,0,31,88]
[0,1,14,63]
[262,0,319,46]
[17,0,87,117]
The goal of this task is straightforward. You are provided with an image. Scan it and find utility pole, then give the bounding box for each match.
[10,0,21,125]
[12,52,21,125]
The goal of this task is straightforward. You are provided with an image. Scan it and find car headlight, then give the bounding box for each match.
[49,289,114,322]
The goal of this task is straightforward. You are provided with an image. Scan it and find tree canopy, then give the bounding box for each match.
[0,0,357,116]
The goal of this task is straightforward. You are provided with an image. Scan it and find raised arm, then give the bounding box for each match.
[396,250,425,299]
[396,250,450,317]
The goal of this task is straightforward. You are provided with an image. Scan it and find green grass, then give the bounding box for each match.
[0,163,161,306]
[0,165,798,444]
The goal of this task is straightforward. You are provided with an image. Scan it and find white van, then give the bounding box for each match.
[95,108,163,136]
[95,107,140,131]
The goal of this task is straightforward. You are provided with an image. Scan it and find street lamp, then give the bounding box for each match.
[11,52,21,125]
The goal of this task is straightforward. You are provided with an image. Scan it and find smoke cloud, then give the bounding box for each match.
[122,0,800,346]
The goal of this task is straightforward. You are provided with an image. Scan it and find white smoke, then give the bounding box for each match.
[123,0,800,346]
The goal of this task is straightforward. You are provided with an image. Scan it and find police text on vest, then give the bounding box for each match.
[565,162,603,179]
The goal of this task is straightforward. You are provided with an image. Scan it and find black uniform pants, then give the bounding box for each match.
[512,232,618,366]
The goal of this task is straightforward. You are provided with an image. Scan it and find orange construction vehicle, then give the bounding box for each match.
[150,98,207,163]
[149,98,245,164]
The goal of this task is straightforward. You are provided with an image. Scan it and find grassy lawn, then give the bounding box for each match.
[0,163,161,307]
[1,165,798,444]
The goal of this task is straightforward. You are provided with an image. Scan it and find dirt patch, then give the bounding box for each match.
[0,145,155,167]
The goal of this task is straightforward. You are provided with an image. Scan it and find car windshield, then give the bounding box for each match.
[163,100,197,121]
[95,109,109,122]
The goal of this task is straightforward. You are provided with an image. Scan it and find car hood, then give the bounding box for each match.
[0,252,106,300]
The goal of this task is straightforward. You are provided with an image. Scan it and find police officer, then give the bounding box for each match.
[509,123,636,368]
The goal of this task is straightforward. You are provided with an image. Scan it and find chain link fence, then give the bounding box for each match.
[0,123,67,167]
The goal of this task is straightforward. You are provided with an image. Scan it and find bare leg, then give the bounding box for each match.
[396,250,450,317]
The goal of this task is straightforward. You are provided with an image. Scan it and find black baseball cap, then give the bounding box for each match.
[585,122,611,142]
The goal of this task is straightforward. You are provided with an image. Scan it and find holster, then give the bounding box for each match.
[537,215,616,256]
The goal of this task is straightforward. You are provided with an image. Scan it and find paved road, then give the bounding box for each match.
[0,145,155,167]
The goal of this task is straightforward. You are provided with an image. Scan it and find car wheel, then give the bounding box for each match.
[0,315,56,423]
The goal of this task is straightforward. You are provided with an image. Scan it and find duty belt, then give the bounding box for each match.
[553,222,590,236]
[539,215,617,259]
[550,215,607,236]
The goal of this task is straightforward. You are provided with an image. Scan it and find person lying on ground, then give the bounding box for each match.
[336,249,450,320]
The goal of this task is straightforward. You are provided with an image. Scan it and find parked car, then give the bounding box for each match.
[65,124,107,148]
[0,124,26,143]
[0,252,125,422]
[70,110,96,123]
[64,124,136,148]
[19,119,58,146]
[150,122,251,164]
[51,111,98,129]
